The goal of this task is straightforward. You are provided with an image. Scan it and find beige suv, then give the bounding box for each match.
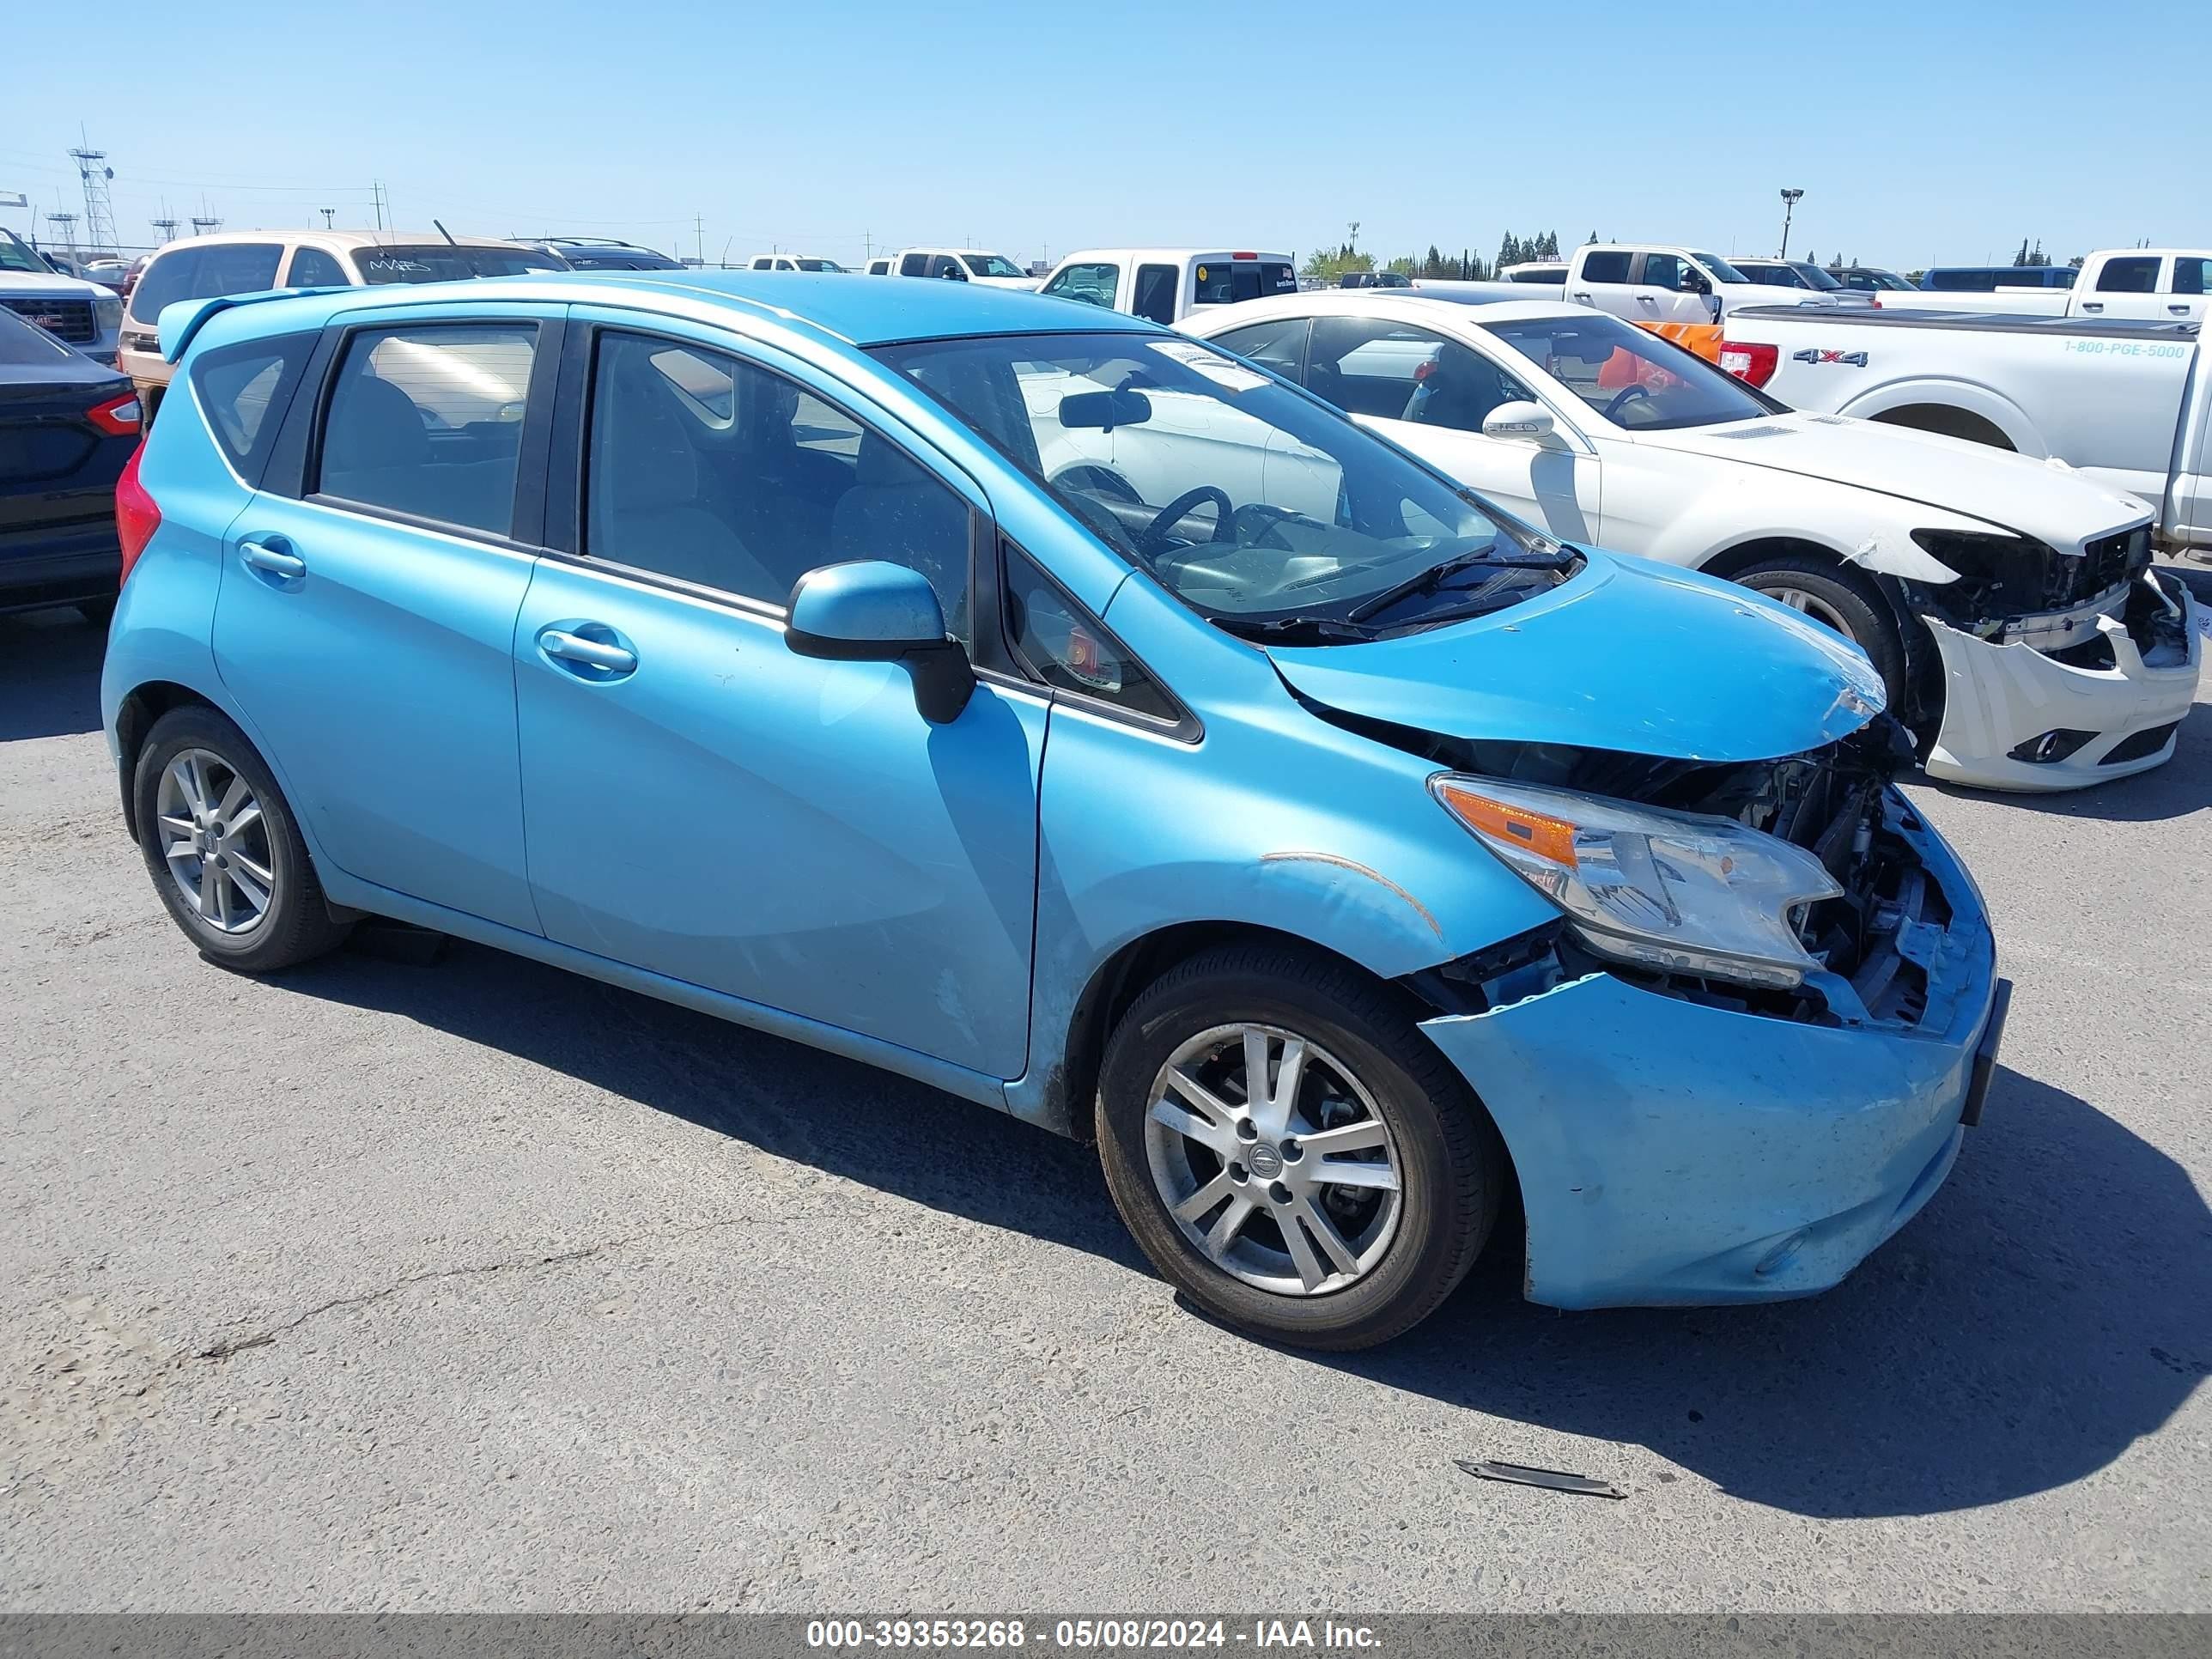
[118,231,568,414]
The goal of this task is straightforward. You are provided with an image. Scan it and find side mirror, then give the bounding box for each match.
[1482,400,1557,441]
[1680,269,1711,294]
[785,561,975,723]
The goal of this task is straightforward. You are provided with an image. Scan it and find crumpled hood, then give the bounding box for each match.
[1632,413,2151,553]
[1267,551,1889,763]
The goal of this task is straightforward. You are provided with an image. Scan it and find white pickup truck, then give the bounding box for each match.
[1878,249,2209,322]
[1712,307,2210,555]
[1034,248,1298,325]
[1416,243,1842,326]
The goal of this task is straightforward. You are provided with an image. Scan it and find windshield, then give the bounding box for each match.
[963,253,1026,279]
[355,245,568,283]
[1791,263,1844,290]
[1481,313,1774,432]
[796,258,848,273]
[0,231,58,276]
[873,331,1568,637]
[1690,252,1750,283]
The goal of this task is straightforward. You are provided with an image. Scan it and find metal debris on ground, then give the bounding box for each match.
[1455,1458,1627,1499]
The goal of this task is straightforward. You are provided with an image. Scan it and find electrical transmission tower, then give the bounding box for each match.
[69,146,119,254]
[151,217,179,243]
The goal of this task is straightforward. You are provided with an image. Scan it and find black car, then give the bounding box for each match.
[0,307,141,620]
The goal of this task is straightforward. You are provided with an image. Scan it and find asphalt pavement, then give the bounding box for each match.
[3,599,2208,1612]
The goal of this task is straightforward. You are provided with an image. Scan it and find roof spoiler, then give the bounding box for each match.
[157,286,343,364]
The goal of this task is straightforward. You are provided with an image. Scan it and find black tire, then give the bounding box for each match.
[1095,944,1504,1351]
[1731,555,1910,714]
[132,705,352,973]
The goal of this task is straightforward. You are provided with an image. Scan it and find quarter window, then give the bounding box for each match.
[585,331,970,632]
[191,334,314,480]
[285,247,349,288]
[2096,256,2160,294]
[1003,547,1176,722]
[1042,261,1119,308]
[316,324,537,537]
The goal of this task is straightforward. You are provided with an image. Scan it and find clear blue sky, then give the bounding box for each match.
[4,0,2205,270]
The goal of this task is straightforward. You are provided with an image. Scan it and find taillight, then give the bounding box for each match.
[115,443,161,584]
[86,390,143,437]
[1716,339,1779,387]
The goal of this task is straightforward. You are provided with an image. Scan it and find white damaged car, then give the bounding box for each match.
[1182,293,2200,792]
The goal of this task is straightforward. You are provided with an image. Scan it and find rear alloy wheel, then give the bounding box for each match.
[134,706,351,973]
[1097,945,1504,1350]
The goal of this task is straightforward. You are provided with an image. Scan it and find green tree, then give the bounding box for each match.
[1387,254,1418,276]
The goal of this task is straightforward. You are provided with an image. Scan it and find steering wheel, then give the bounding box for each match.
[1601,384,1652,422]
[1138,485,1235,553]
[1225,501,1302,547]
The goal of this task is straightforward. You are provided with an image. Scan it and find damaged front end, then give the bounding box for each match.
[1398,719,2002,1308]
[1902,525,2200,791]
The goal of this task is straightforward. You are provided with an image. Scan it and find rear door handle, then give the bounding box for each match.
[2081,301,2104,313]
[2172,303,2191,314]
[239,539,306,579]
[539,628,637,674]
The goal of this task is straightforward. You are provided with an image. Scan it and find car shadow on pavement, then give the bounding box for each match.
[287,940,2208,1522]
[1320,1061,2212,1519]
[0,608,107,741]
[1930,698,2212,822]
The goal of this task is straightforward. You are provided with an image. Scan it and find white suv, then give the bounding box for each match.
[0,228,124,366]
[117,231,568,412]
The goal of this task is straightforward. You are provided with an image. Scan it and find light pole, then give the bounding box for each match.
[1778,188,1804,260]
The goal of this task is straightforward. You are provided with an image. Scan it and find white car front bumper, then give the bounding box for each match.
[1923,569,2200,792]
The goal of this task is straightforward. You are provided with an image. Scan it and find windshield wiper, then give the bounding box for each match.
[1214,614,1379,646]
[1349,542,1579,624]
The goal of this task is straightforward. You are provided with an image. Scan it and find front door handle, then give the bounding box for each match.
[239,539,306,579]
[540,628,637,674]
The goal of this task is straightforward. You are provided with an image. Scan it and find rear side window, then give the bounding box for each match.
[1579,251,1632,283]
[315,324,537,537]
[1132,264,1178,324]
[2095,256,2160,294]
[900,254,929,276]
[1210,317,1309,382]
[191,334,315,482]
[127,242,284,324]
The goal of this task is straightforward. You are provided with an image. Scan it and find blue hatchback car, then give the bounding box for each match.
[102,274,2006,1348]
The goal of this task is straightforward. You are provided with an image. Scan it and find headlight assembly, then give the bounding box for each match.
[1432,775,1842,989]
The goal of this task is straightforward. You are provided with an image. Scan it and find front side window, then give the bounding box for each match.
[1132,264,1178,325]
[929,256,969,282]
[1641,253,1686,290]
[127,243,283,324]
[1042,261,1120,308]
[874,330,1566,635]
[2173,258,2209,296]
[795,258,846,272]
[1579,251,1632,284]
[285,247,349,288]
[192,334,314,478]
[1482,313,1771,432]
[2096,256,2160,294]
[1306,317,1533,433]
[586,331,969,631]
[316,324,536,536]
[353,245,564,284]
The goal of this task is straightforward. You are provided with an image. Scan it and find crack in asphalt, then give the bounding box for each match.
[189,1208,836,1363]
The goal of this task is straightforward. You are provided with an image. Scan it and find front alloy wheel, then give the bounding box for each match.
[1144,1024,1405,1296]
[1097,945,1505,1350]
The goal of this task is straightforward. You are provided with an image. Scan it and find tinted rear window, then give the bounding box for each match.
[1189,259,1298,306]
[128,243,284,323]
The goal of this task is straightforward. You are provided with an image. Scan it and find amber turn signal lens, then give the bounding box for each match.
[1435,781,1580,868]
